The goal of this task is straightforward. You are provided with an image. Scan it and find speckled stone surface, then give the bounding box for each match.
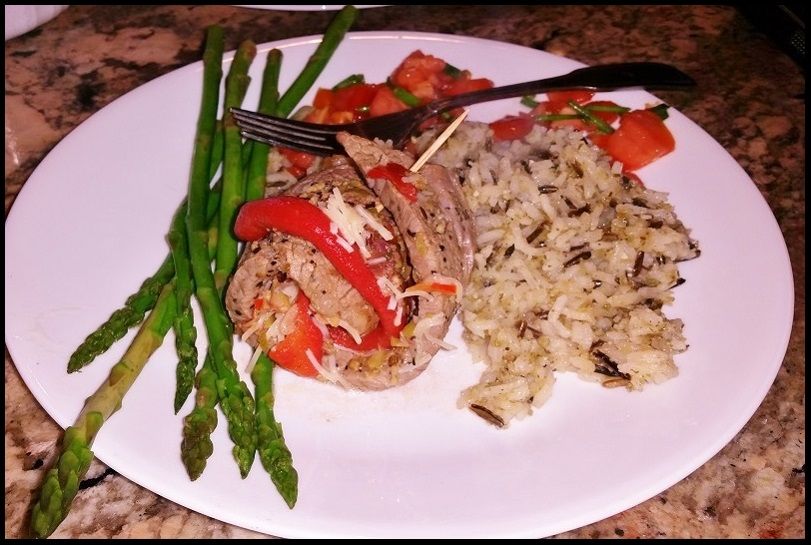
[5,5,804,539]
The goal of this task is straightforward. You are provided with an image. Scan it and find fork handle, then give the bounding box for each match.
[426,62,695,115]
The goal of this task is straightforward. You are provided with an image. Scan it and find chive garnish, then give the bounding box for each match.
[647,103,670,120]
[585,104,630,113]
[521,95,540,108]
[443,62,463,79]
[568,100,614,134]
[332,73,364,90]
[390,84,421,107]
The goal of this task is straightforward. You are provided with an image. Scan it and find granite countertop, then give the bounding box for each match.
[4,5,804,539]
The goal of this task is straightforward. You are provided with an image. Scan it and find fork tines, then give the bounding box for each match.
[231,108,342,154]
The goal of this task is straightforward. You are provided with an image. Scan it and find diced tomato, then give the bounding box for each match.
[599,110,675,171]
[489,115,535,141]
[369,86,409,117]
[253,297,265,311]
[331,83,379,113]
[409,80,437,102]
[546,89,595,108]
[443,77,494,97]
[328,110,355,124]
[279,147,315,170]
[313,88,334,109]
[391,50,447,94]
[588,132,611,149]
[305,107,329,124]
[530,100,558,116]
[286,165,306,179]
[269,292,323,378]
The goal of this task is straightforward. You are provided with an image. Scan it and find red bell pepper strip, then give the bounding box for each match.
[367,163,418,203]
[268,292,322,377]
[234,196,405,349]
[408,281,458,295]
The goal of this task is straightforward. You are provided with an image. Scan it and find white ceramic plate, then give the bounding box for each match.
[4,5,68,41]
[5,31,794,538]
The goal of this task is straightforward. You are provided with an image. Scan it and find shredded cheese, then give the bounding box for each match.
[365,256,387,266]
[400,288,433,300]
[413,312,445,340]
[241,314,267,342]
[426,333,457,351]
[310,312,330,338]
[377,276,404,300]
[335,234,355,253]
[354,204,393,241]
[246,344,265,374]
[323,188,372,257]
[306,349,351,389]
[336,319,363,345]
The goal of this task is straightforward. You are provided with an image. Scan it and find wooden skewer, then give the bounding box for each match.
[409,109,469,173]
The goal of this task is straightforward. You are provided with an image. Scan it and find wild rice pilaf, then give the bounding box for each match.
[427,122,700,427]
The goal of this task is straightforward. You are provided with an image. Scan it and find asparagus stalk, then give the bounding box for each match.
[66,257,174,373]
[214,40,256,292]
[209,120,224,181]
[275,5,358,117]
[245,48,282,203]
[186,26,256,478]
[30,284,177,538]
[242,48,299,505]
[179,121,262,475]
[168,204,199,413]
[180,350,219,480]
[252,354,298,508]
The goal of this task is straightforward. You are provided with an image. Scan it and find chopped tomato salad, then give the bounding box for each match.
[282,50,676,178]
[279,50,494,179]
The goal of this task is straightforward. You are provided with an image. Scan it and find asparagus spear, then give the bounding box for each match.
[30,284,177,538]
[252,354,298,508]
[209,119,224,181]
[214,40,256,292]
[168,204,199,413]
[275,5,358,117]
[171,114,236,412]
[66,256,173,373]
[242,48,299,505]
[186,25,256,478]
[180,350,219,480]
[244,48,282,203]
